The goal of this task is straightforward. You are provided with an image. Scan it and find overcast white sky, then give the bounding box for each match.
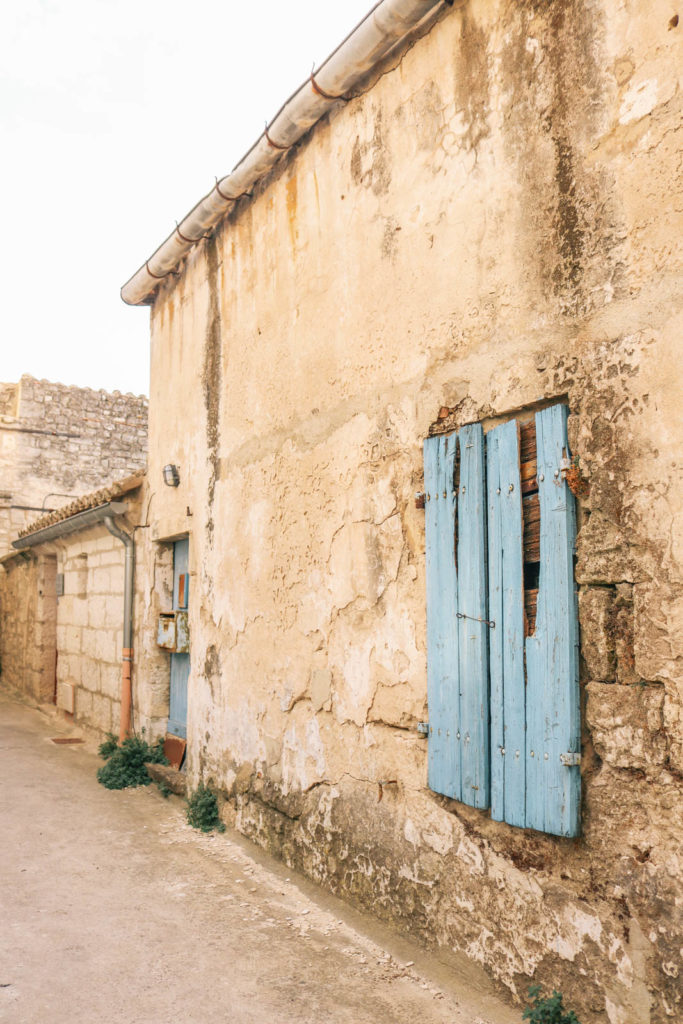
[1,1,374,397]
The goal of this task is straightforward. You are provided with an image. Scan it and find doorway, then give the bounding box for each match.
[167,537,189,739]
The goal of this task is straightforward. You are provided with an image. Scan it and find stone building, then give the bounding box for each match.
[2,2,682,1023]
[0,376,148,557]
[0,473,170,736]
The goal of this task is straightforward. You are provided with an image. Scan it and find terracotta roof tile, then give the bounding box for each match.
[17,471,145,539]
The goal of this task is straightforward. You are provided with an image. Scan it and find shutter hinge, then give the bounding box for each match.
[415,491,425,509]
[417,722,429,737]
[456,612,495,628]
[560,752,581,766]
[560,457,572,478]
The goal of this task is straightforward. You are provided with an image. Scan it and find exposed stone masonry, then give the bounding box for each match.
[0,376,147,556]
[0,553,56,703]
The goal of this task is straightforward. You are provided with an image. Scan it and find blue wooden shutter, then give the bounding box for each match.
[487,419,526,826]
[486,405,579,836]
[424,427,489,808]
[456,424,489,809]
[525,405,580,837]
[424,433,461,800]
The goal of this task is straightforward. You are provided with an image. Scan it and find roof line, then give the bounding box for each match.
[14,471,144,541]
[11,502,129,550]
[120,0,449,307]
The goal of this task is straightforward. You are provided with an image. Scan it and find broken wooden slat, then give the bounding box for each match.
[523,494,541,563]
[524,588,538,636]
[520,420,538,494]
[520,459,537,483]
[519,420,537,462]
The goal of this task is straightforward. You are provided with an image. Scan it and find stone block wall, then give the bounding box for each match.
[55,530,126,735]
[0,553,56,703]
[0,480,173,742]
[55,521,176,739]
[0,376,148,556]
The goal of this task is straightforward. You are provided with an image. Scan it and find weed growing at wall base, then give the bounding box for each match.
[97,733,168,790]
[186,784,225,833]
[523,986,581,1024]
[98,732,118,759]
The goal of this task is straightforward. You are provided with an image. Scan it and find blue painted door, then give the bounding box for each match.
[168,537,189,739]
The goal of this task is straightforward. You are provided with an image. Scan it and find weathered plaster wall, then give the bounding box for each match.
[0,376,148,557]
[143,2,681,1021]
[134,526,176,738]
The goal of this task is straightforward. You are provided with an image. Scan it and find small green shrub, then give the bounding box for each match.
[97,734,168,790]
[156,780,172,799]
[523,986,581,1024]
[98,732,119,759]
[186,784,225,833]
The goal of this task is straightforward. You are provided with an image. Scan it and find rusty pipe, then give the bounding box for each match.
[103,515,135,742]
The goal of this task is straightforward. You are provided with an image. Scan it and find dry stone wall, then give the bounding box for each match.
[0,376,147,556]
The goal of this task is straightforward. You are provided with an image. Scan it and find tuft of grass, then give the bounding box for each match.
[98,732,119,760]
[156,780,172,799]
[523,986,581,1024]
[97,733,168,790]
[186,784,225,833]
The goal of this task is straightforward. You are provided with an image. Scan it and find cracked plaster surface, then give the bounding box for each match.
[136,2,683,1022]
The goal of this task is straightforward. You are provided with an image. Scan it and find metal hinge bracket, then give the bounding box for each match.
[417,722,429,737]
[560,752,581,766]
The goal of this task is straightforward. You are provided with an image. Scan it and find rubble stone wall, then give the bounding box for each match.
[142,2,681,1022]
[0,376,148,557]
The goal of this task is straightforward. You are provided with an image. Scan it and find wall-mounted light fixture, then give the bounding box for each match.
[163,464,180,487]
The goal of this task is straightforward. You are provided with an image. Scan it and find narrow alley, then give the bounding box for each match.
[0,696,517,1024]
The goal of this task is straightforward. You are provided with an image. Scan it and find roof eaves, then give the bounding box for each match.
[120,0,448,306]
[15,471,144,540]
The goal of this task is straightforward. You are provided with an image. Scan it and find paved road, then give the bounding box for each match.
[0,695,518,1024]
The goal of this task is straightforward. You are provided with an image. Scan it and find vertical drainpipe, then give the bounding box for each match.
[103,516,135,742]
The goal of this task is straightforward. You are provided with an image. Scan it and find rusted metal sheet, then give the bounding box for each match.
[177,572,188,609]
[175,610,190,654]
[157,612,177,651]
[163,734,186,769]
